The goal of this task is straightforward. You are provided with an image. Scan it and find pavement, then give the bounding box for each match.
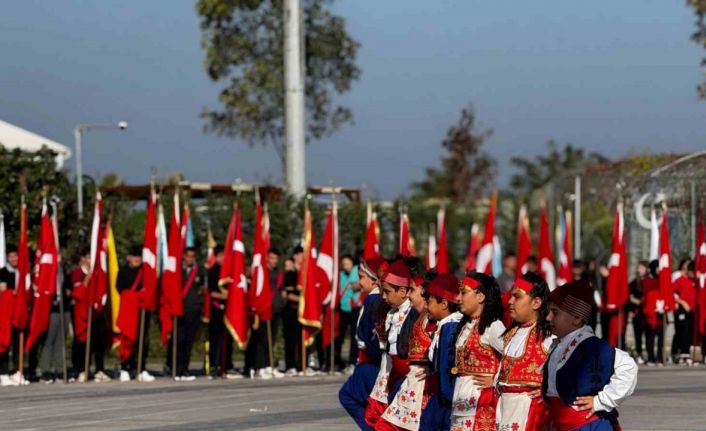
[0,365,703,430]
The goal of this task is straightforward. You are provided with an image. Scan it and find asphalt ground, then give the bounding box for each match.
[0,365,704,430]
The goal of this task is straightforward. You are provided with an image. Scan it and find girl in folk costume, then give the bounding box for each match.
[496,272,554,431]
[376,271,461,431]
[340,256,389,430]
[449,273,505,431]
[364,258,421,428]
[544,280,637,431]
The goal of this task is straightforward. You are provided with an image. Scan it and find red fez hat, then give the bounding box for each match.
[360,256,386,280]
[427,273,459,302]
[549,280,594,322]
[382,259,411,287]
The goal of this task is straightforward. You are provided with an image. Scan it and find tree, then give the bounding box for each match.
[509,140,608,200]
[412,106,495,204]
[689,0,706,98]
[196,0,361,165]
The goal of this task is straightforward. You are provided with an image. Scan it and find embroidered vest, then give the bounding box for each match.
[407,315,436,364]
[455,321,500,376]
[499,325,548,387]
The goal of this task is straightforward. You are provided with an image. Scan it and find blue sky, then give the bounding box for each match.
[0,0,704,199]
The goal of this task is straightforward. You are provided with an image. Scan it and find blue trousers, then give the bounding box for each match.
[339,363,380,430]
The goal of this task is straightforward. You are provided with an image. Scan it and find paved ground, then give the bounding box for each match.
[0,365,703,430]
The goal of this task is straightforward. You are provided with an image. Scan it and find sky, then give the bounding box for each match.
[1,0,705,200]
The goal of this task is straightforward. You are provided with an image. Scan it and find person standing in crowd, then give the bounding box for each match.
[208,246,232,378]
[282,246,303,376]
[70,249,111,383]
[644,260,665,366]
[38,263,70,383]
[116,247,155,382]
[544,280,638,431]
[495,272,553,431]
[336,254,361,373]
[364,258,420,428]
[626,261,648,363]
[524,256,538,273]
[496,252,517,294]
[339,256,387,430]
[448,273,505,431]
[0,245,27,386]
[672,259,696,365]
[170,246,205,381]
[264,248,284,377]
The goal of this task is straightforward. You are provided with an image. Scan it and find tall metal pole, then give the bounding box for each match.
[74,128,84,217]
[574,175,582,259]
[284,0,306,197]
[691,181,697,257]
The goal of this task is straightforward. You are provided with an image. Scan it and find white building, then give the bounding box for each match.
[0,119,71,168]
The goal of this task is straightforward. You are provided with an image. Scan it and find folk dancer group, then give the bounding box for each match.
[340,255,638,431]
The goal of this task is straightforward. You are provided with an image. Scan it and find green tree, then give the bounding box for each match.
[196,0,361,164]
[412,105,495,204]
[509,140,607,201]
[689,0,706,98]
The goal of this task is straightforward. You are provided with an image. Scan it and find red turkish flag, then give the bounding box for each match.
[436,208,449,273]
[249,199,273,322]
[658,206,676,311]
[87,194,108,316]
[141,191,158,311]
[605,203,628,346]
[557,209,573,287]
[224,206,249,349]
[12,200,30,330]
[159,193,184,345]
[318,204,339,347]
[399,212,415,256]
[298,207,321,347]
[26,200,58,351]
[363,202,380,260]
[538,205,556,291]
[465,223,479,273]
[695,208,706,334]
[516,205,532,277]
[476,191,497,275]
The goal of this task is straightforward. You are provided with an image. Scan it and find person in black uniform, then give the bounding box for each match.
[207,246,232,378]
[173,247,205,381]
[626,260,647,363]
[282,246,303,376]
[116,246,155,382]
[0,246,24,386]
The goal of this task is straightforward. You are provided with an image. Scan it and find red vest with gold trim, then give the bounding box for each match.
[455,321,501,376]
[407,314,437,364]
[498,325,548,387]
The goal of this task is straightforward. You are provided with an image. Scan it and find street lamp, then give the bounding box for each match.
[74,122,128,217]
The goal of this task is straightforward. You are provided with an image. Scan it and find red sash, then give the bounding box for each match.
[181,267,198,297]
[387,355,410,391]
[358,349,374,364]
[548,397,600,431]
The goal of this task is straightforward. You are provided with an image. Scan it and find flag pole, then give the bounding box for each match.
[136,308,146,377]
[301,329,306,374]
[83,306,93,382]
[51,198,69,383]
[266,319,274,372]
[18,332,24,377]
[330,191,338,375]
[172,316,177,379]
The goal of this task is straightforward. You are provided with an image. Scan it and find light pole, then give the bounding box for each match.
[74,121,128,217]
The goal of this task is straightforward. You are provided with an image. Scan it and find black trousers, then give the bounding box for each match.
[121,312,151,373]
[0,328,21,374]
[282,306,302,371]
[72,316,108,373]
[208,306,234,374]
[335,309,360,368]
[672,310,694,357]
[646,323,664,363]
[631,312,644,355]
[176,309,201,376]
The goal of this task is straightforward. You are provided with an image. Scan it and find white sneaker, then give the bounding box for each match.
[636,357,645,365]
[0,374,18,387]
[249,369,255,379]
[271,368,284,379]
[343,364,355,375]
[300,368,319,377]
[94,371,112,383]
[78,372,88,383]
[119,370,131,382]
[225,372,243,380]
[11,371,29,386]
[180,375,196,382]
[138,371,155,382]
[256,369,272,380]
[284,368,298,377]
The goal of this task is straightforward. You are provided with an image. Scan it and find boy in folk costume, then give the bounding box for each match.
[364,258,421,428]
[544,280,638,431]
[496,272,554,431]
[340,256,388,430]
[376,272,460,431]
[449,273,506,431]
